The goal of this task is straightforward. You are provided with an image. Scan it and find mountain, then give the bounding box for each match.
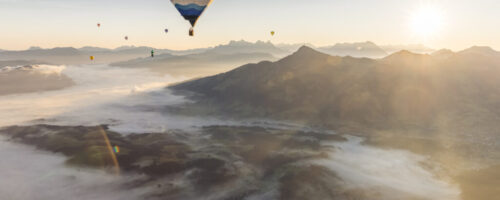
[0,47,81,57]
[430,47,500,63]
[457,46,500,57]
[276,43,317,53]
[0,47,89,64]
[0,47,89,65]
[380,44,435,54]
[171,46,500,198]
[78,46,112,53]
[28,46,43,50]
[111,40,284,77]
[318,41,388,58]
[171,45,500,139]
[208,40,288,57]
[0,46,173,65]
[0,41,284,66]
[381,50,435,66]
[111,51,275,77]
[431,49,455,60]
[110,45,209,56]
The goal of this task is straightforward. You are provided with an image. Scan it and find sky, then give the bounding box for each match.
[0,0,499,51]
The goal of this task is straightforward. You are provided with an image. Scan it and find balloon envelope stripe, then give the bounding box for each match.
[170,0,211,6]
[171,0,212,28]
[174,5,206,16]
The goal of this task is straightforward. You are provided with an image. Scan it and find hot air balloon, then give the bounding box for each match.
[97,23,101,28]
[125,36,128,40]
[170,0,213,36]
[90,56,95,61]
[165,28,169,34]
[271,31,275,36]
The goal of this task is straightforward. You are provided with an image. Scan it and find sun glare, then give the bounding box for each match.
[410,5,445,39]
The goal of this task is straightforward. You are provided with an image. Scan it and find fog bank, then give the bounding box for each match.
[0,137,151,200]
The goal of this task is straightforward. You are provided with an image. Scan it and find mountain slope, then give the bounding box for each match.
[171,46,500,135]
[171,47,500,198]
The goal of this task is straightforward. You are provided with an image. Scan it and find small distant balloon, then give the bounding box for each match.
[271,31,275,36]
[90,56,94,61]
[97,23,101,28]
[113,146,120,153]
[125,36,128,40]
[165,29,169,34]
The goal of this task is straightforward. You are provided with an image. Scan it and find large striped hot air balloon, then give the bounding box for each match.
[170,0,213,36]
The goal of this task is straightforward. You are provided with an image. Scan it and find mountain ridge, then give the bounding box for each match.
[318,41,388,58]
[171,45,500,135]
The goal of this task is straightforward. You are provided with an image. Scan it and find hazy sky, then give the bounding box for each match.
[1,0,499,50]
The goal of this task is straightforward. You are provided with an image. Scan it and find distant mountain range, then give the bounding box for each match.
[171,45,500,138]
[276,42,433,57]
[276,43,317,53]
[110,41,282,77]
[315,42,433,58]
[209,40,288,56]
[111,51,275,77]
[318,41,388,58]
[0,41,285,68]
[0,41,436,67]
[380,44,435,54]
[0,46,177,65]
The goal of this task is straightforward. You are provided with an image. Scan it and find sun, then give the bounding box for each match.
[410,5,445,39]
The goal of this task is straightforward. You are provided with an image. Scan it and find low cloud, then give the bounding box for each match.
[0,137,152,200]
[315,136,460,200]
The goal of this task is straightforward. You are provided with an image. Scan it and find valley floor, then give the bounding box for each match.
[0,124,463,200]
[0,64,498,200]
